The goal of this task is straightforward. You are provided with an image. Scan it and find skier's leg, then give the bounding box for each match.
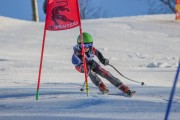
[92,62,134,96]
[88,70,109,94]
[74,63,109,94]
[88,70,101,86]
[93,64,122,87]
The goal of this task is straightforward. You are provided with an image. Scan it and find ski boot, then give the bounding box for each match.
[98,82,109,94]
[119,84,136,97]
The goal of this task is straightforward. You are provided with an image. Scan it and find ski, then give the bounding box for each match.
[125,91,136,97]
[108,91,136,97]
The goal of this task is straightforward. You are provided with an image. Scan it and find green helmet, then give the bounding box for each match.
[77,32,93,44]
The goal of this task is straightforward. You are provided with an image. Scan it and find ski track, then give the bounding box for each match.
[0,83,180,120]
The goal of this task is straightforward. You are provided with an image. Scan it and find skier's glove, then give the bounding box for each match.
[101,58,109,66]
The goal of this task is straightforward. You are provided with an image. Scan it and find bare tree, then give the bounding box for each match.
[43,0,48,14]
[32,0,39,22]
[148,1,158,14]
[147,0,176,14]
[78,0,89,19]
[159,0,176,13]
[78,0,106,19]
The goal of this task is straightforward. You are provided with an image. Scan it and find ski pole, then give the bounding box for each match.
[108,64,145,86]
[80,81,86,91]
[80,70,98,91]
[80,68,92,92]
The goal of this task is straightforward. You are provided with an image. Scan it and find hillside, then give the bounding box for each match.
[0,14,180,120]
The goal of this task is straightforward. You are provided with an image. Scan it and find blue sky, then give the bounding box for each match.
[0,0,45,21]
[0,0,174,21]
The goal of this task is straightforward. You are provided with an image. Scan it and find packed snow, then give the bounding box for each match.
[0,14,180,120]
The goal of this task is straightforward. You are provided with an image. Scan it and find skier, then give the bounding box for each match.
[72,32,135,96]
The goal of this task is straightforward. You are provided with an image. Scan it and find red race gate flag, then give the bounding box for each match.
[45,0,80,30]
[36,0,89,100]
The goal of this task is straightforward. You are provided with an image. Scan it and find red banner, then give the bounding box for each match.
[177,0,180,4]
[45,0,80,30]
[176,0,180,20]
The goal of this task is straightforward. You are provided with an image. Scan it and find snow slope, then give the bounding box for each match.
[0,14,180,120]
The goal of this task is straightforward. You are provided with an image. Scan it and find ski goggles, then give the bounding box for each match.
[80,43,93,48]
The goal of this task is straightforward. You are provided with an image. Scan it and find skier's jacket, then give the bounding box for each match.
[72,44,105,73]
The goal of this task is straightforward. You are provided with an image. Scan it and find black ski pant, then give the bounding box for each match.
[88,60,122,87]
